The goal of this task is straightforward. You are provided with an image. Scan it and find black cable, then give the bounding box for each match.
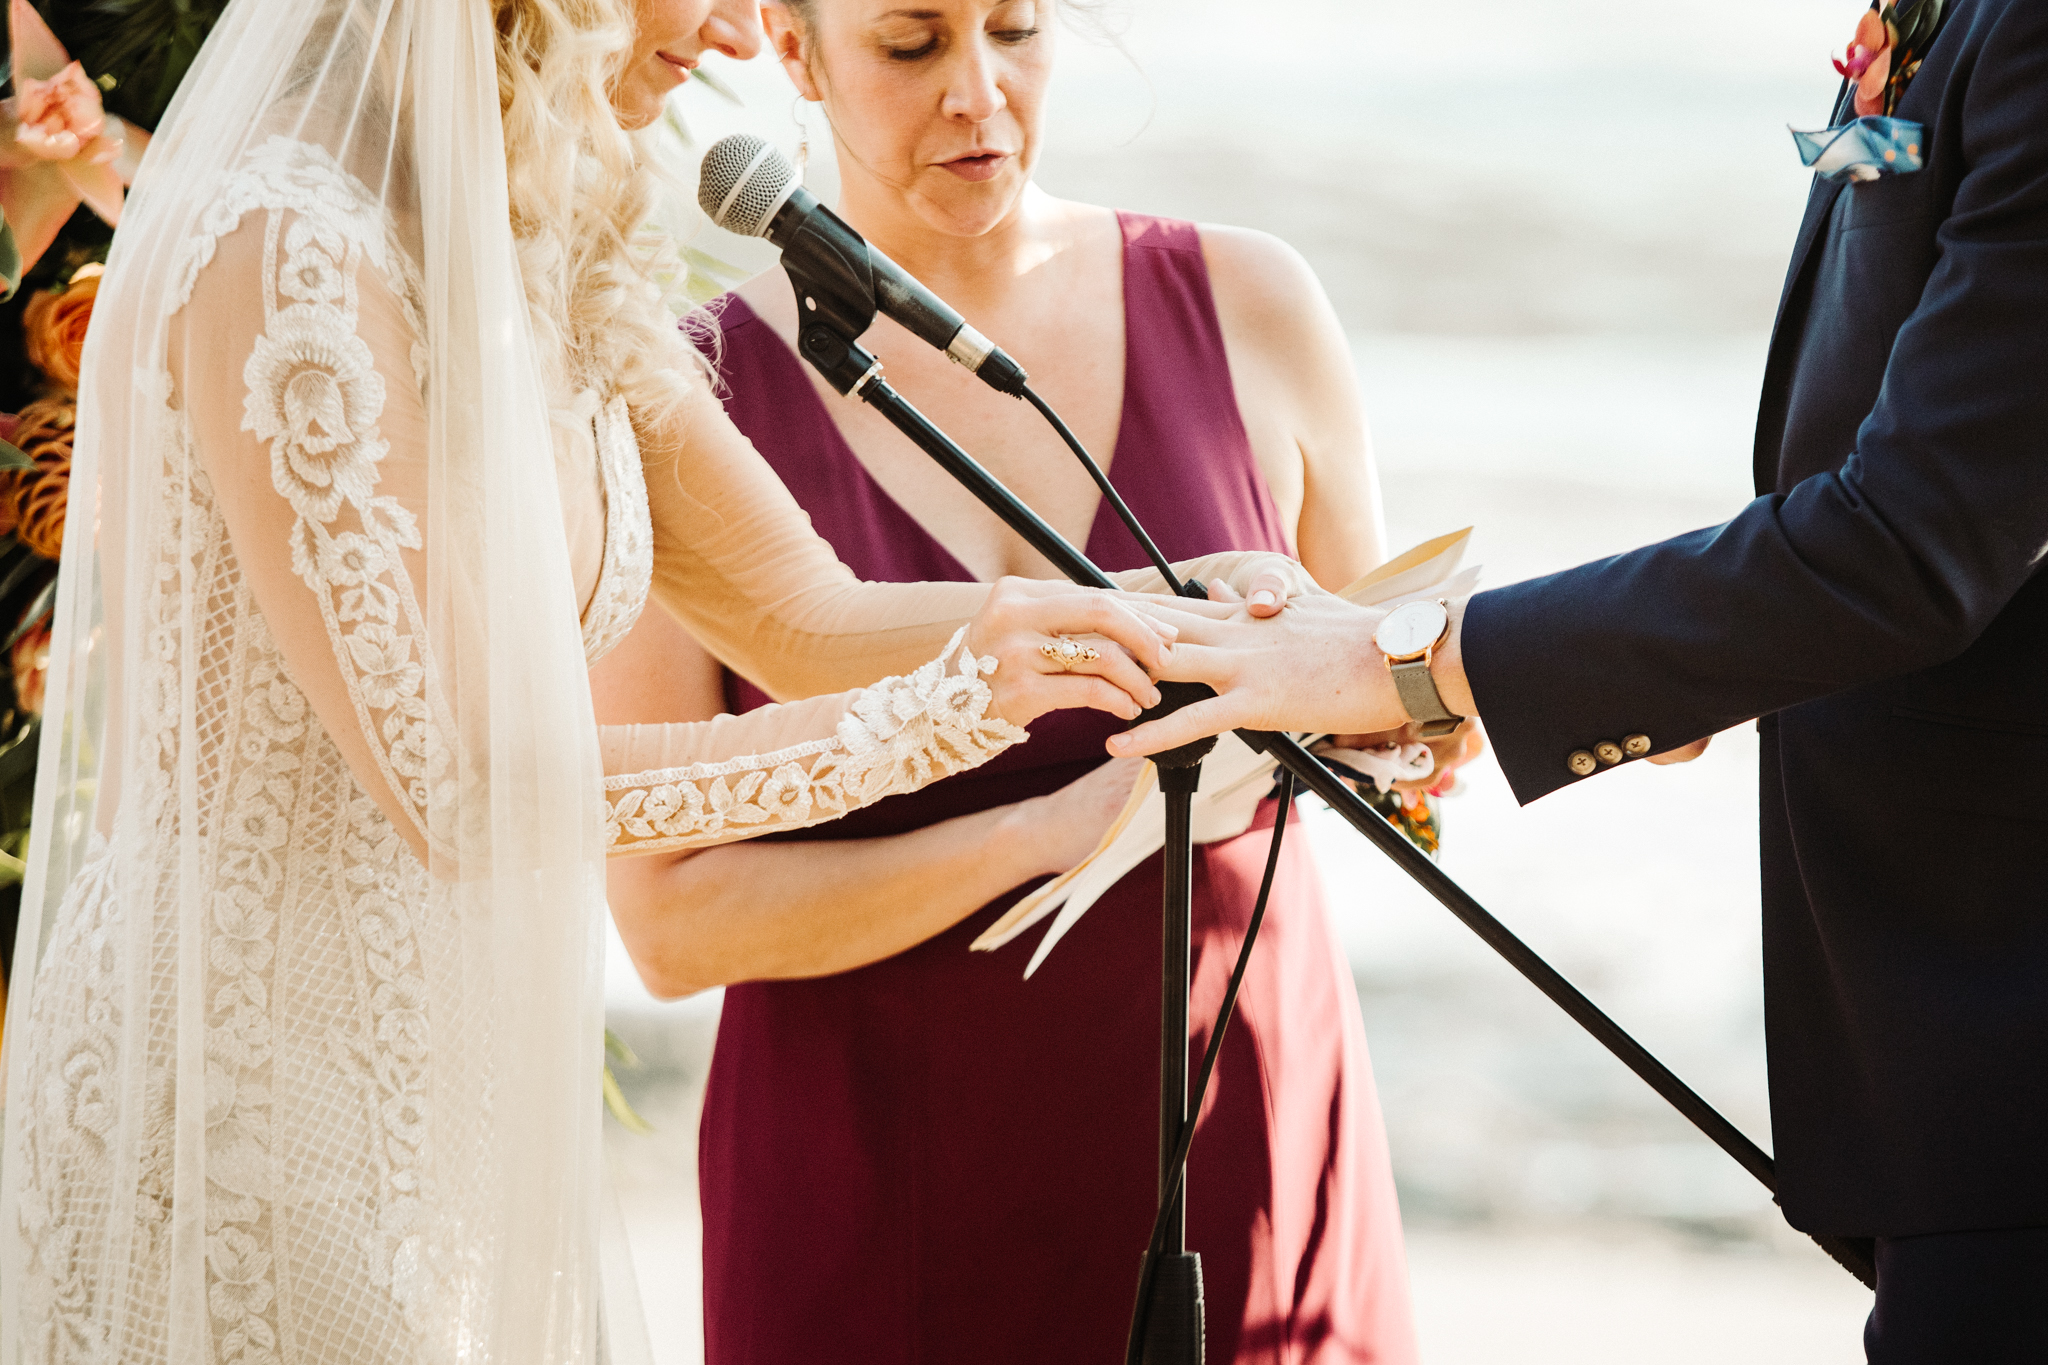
[1021,383,1196,598]
[1125,769,1298,1364]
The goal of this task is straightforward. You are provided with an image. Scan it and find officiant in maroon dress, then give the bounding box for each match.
[595,2,1466,1358]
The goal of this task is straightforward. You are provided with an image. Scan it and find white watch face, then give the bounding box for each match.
[1375,600,1449,660]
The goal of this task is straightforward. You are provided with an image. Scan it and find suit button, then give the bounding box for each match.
[1567,749,1598,777]
[1594,740,1624,766]
[1623,733,1651,757]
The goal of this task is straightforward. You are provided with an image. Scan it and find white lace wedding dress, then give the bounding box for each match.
[3,137,1029,1365]
[0,2,1297,1349]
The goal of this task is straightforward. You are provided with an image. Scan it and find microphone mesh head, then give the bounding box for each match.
[699,133,795,238]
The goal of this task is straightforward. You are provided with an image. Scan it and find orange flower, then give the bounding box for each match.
[1833,8,1895,118]
[22,268,98,392]
[11,616,51,717]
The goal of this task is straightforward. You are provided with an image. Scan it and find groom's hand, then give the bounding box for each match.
[1647,736,1711,765]
[1108,589,1425,755]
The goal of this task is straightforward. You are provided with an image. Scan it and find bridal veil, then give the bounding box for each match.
[2,0,620,1359]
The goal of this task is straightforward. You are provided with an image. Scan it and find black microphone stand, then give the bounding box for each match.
[1146,754,1209,1365]
[788,295,1214,1360]
[774,261,1878,1339]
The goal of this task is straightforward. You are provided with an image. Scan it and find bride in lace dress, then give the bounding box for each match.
[0,1,1301,1361]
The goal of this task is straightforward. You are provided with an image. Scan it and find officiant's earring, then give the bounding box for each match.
[791,96,810,184]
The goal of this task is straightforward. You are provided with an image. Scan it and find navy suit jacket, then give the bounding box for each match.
[1462,0,2048,1238]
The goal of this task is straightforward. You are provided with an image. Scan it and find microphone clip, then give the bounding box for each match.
[783,229,879,343]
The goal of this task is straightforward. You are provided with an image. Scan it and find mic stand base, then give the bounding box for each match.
[1138,1252,1205,1365]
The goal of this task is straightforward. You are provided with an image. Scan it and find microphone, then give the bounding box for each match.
[697,133,1029,396]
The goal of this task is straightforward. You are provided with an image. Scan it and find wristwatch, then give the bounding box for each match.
[1372,599,1465,739]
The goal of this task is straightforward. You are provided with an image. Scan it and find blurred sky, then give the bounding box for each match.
[1034,0,1847,336]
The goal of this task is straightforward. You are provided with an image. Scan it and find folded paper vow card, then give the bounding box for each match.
[972,528,1480,977]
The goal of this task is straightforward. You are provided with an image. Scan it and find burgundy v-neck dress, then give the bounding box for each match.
[696,213,1416,1364]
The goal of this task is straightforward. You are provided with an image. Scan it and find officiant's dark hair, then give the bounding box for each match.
[774,0,1123,52]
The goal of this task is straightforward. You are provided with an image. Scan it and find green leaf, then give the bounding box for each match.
[0,440,33,472]
[0,550,51,606]
[0,219,22,304]
[602,1063,655,1135]
[0,719,40,788]
[3,577,58,651]
[602,1028,655,1133]
[691,63,745,108]
[41,0,231,130]
[1886,0,1944,53]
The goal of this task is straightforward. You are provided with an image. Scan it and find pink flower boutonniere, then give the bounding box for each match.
[1834,0,1946,119]
[1835,10,1893,117]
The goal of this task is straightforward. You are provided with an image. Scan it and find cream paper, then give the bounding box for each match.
[971,528,1480,977]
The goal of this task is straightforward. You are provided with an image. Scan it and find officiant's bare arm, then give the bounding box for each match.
[1204,224,1387,589]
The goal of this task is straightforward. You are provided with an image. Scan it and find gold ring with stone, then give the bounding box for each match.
[1039,636,1100,670]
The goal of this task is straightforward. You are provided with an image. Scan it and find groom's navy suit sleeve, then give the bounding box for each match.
[1462,0,2048,805]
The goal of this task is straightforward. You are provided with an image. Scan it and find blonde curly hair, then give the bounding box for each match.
[492,0,699,424]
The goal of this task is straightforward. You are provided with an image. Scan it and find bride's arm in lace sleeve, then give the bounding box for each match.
[590,366,1317,855]
[176,209,444,863]
[176,210,1301,864]
[637,369,1316,702]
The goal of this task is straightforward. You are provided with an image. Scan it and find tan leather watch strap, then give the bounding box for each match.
[1391,658,1463,739]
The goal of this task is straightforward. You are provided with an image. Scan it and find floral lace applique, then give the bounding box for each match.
[603,627,1027,853]
[580,395,652,666]
[231,147,453,852]
[324,786,437,1332]
[11,136,452,1362]
[11,837,120,1365]
[163,467,287,1365]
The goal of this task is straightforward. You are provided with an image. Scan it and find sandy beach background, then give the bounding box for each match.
[608,1,1882,1358]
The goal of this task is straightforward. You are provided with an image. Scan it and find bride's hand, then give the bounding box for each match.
[968,577,1175,727]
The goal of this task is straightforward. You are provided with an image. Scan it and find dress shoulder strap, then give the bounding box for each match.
[703,294,793,445]
[1115,212,1234,383]
[1109,211,1292,559]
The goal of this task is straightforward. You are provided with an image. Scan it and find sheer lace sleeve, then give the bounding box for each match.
[593,369,1312,854]
[637,370,1314,703]
[173,144,445,858]
[600,625,1026,854]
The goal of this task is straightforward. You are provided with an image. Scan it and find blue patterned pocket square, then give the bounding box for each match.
[1791,116,1926,182]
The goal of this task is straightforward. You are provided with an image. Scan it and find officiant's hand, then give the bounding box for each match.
[1000,756,1148,880]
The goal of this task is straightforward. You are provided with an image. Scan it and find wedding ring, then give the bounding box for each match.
[1039,635,1100,671]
